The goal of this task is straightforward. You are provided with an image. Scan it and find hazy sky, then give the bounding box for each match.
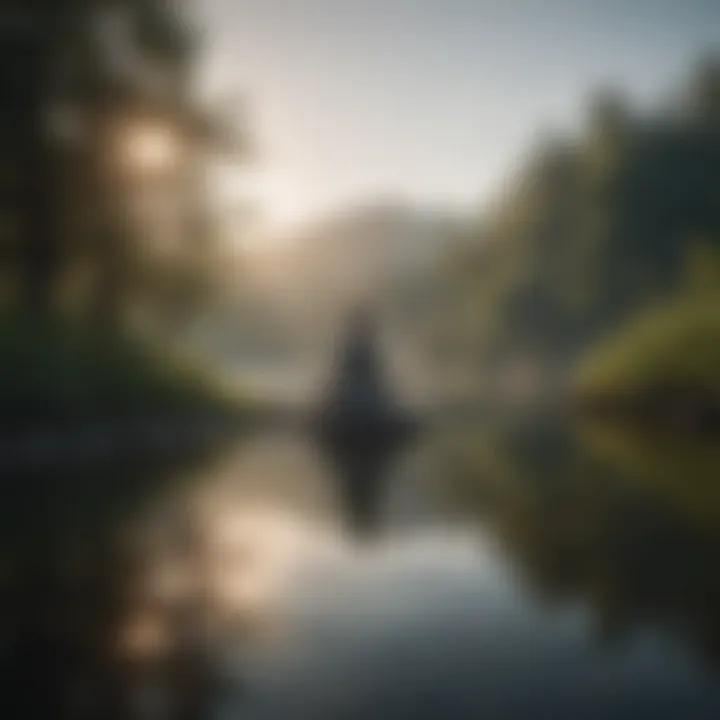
[201,0,719,231]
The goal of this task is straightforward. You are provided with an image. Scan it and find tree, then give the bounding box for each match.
[0,0,245,328]
[432,56,720,388]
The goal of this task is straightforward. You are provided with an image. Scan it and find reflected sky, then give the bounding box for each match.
[118,421,720,719]
[228,533,718,720]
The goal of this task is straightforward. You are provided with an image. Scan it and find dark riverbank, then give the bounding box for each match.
[0,316,246,432]
[576,391,720,434]
[574,297,720,434]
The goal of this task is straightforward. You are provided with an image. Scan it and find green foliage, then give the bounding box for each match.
[0,315,231,426]
[576,295,720,398]
[0,0,241,326]
[436,58,720,388]
[577,237,720,401]
[685,239,720,296]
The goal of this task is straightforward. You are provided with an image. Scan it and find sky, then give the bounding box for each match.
[200,0,720,233]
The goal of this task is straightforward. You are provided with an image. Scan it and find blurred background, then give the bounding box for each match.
[1,1,719,718]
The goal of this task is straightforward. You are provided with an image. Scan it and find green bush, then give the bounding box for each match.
[0,316,232,426]
[577,297,720,400]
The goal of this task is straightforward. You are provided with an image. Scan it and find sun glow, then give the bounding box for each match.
[116,121,184,177]
[217,166,315,251]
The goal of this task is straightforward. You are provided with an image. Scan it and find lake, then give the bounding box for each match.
[4,415,720,719]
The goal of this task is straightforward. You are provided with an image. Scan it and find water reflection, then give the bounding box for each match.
[431,418,720,666]
[317,422,416,535]
[5,418,720,718]
[313,304,420,535]
[113,419,720,718]
[222,530,720,720]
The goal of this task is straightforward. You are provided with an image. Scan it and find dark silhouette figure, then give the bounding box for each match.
[315,308,418,535]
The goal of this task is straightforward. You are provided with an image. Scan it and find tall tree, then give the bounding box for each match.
[0,0,241,327]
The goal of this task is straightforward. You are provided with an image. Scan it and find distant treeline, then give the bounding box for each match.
[435,57,720,402]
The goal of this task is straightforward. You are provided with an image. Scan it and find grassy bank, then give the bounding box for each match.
[576,298,720,426]
[0,315,242,430]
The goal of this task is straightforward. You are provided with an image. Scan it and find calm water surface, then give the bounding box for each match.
[6,417,720,718]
